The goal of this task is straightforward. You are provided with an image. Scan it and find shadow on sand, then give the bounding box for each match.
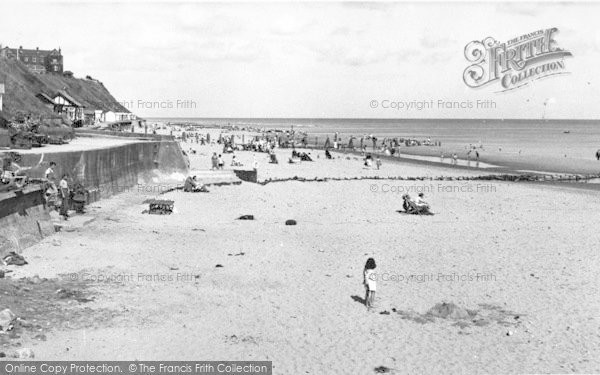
[350,295,366,305]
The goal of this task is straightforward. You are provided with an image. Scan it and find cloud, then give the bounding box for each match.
[494,3,539,17]
[340,2,393,12]
[420,34,454,49]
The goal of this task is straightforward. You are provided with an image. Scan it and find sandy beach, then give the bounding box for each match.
[3,137,599,374]
[3,2,600,374]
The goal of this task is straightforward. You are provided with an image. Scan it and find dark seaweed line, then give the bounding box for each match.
[256,173,600,186]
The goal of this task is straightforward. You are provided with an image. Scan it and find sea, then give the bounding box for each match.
[149,118,600,161]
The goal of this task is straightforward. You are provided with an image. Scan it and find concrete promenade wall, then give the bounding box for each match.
[74,128,175,141]
[0,139,188,256]
[18,139,188,199]
[0,187,55,256]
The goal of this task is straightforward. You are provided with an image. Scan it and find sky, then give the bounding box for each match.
[0,1,599,119]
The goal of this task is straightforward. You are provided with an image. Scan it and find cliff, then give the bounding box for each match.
[0,58,129,123]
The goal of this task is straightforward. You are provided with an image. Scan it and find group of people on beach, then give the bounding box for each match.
[44,161,72,220]
[324,133,441,153]
[210,153,225,170]
[362,154,382,169]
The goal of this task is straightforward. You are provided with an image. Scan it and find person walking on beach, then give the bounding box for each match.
[375,157,382,170]
[363,258,377,309]
[217,154,224,169]
[211,152,218,170]
[59,174,70,220]
[45,161,57,185]
[44,161,58,201]
[452,153,458,165]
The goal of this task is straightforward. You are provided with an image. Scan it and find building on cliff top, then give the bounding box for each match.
[0,45,63,74]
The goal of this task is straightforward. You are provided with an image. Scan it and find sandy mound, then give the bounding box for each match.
[427,302,470,320]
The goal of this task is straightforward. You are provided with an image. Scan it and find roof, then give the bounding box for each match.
[55,90,84,107]
[36,92,55,104]
[3,47,61,55]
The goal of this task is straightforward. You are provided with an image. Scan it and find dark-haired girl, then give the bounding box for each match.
[363,258,377,309]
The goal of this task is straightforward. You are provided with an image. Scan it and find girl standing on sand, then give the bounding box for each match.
[363,258,377,309]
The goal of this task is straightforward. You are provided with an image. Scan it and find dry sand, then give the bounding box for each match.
[2,141,600,374]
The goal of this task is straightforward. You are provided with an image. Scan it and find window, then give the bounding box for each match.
[33,57,36,62]
[54,66,58,71]
[24,57,29,62]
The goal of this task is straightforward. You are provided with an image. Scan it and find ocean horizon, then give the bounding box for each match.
[148,117,600,162]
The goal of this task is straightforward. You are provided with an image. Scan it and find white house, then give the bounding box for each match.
[53,90,84,122]
[103,110,134,123]
[0,83,5,112]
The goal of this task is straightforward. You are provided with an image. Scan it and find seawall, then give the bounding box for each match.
[0,187,55,256]
[0,138,188,257]
[19,139,188,199]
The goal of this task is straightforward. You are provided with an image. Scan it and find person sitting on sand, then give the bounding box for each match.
[402,194,412,212]
[231,155,243,167]
[363,258,377,309]
[184,176,209,193]
[300,152,313,162]
[183,176,194,192]
[415,192,429,209]
[325,149,332,159]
